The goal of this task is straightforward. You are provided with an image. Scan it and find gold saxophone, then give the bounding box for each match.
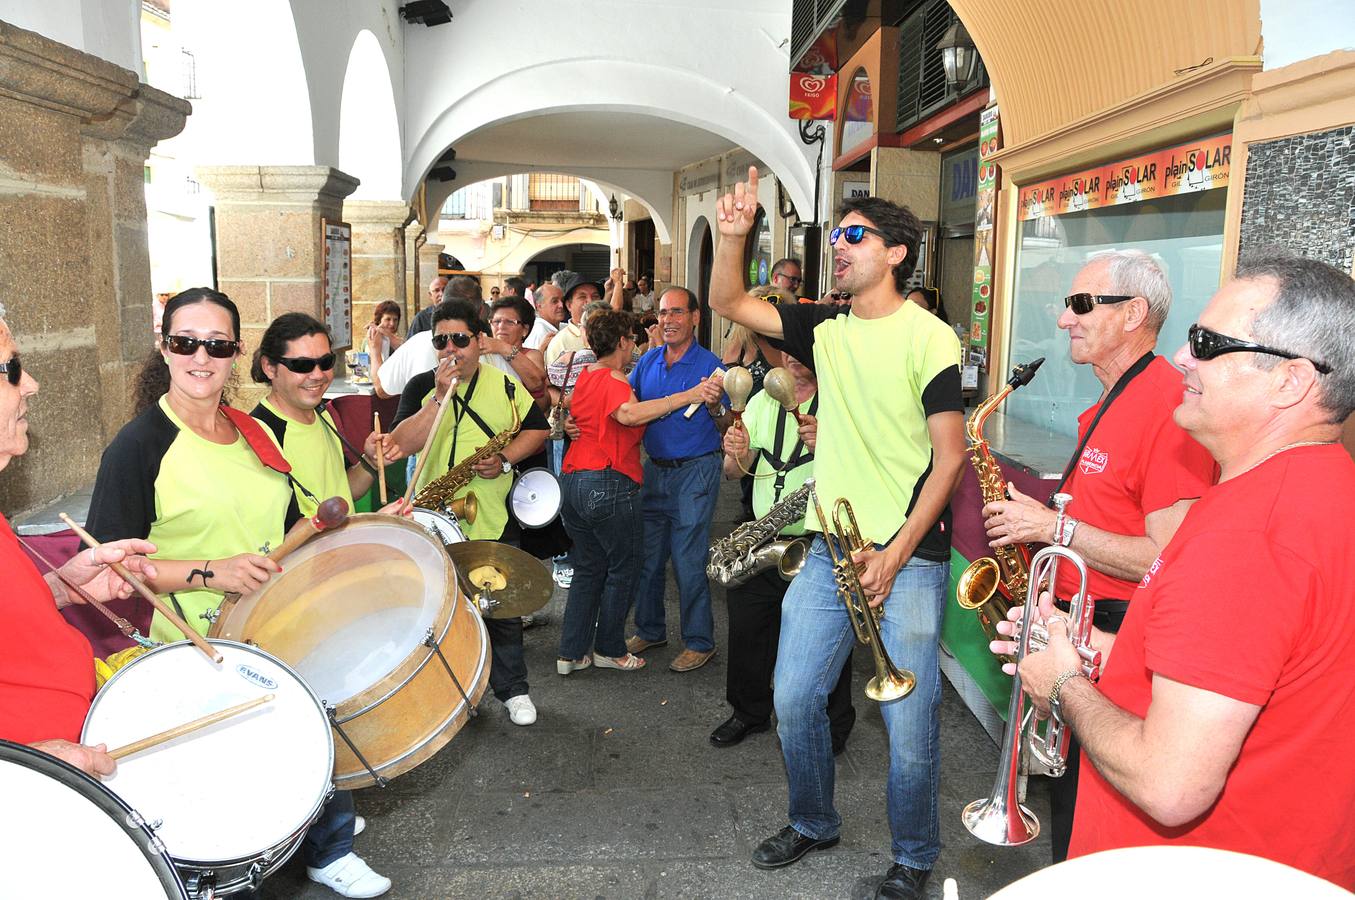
[707,482,813,587]
[414,381,522,518]
[954,358,1044,662]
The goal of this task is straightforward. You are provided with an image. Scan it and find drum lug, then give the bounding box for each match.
[326,702,390,788]
[200,606,220,625]
[423,627,478,718]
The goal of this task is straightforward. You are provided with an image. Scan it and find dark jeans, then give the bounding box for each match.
[725,566,855,747]
[559,468,644,660]
[485,536,528,702]
[303,789,354,868]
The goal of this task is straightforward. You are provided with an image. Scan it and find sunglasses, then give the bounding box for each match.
[164,334,240,359]
[829,224,895,246]
[781,276,803,287]
[273,353,336,374]
[1188,324,1332,374]
[0,355,20,386]
[1063,293,1135,314]
[431,331,474,351]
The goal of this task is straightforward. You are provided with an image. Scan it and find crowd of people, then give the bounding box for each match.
[2,164,1354,900]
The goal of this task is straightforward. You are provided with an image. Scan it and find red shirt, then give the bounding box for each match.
[1069,444,1355,889]
[0,514,95,743]
[562,367,645,484]
[1057,356,1216,601]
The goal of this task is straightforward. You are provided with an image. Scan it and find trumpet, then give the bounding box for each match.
[807,480,915,703]
[961,542,1100,846]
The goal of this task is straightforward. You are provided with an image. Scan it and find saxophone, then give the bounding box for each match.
[707,481,813,588]
[954,358,1044,662]
[414,380,522,515]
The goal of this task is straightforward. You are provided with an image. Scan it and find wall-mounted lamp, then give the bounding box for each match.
[608,194,624,222]
[936,20,979,91]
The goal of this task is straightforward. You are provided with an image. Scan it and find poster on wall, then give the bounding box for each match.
[968,105,1000,351]
[322,219,353,351]
[789,73,837,121]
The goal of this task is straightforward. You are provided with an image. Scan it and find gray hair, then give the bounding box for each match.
[580,299,611,327]
[1089,249,1172,331]
[551,270,578,289]
[1238,253,1355,423]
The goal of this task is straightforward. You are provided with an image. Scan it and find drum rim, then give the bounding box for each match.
[0,738,189,899]
[81,639,335,870]
[209,513,463,715]
[510,466,562,528]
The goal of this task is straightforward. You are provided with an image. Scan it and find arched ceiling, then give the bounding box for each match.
[950,0,1261,148]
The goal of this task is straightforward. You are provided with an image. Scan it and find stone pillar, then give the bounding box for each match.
[417,240,445,312]
[195,166,359,408]
[344,199,412,336]
[0,22,188,513]
[404,220,425,319]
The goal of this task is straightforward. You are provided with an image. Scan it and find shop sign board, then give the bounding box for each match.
[789,72,837,121]
[968,105,1000,350]
[842,179,870,200]
[1017,133,1232,221]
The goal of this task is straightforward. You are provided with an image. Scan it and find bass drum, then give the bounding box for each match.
[210,514,490,789]
[0,739,188,899]
[82,640,333,898]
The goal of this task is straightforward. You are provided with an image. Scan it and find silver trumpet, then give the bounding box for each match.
[962,538,1100,846]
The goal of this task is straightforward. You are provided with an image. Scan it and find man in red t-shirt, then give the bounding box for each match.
[1002,255,1355,889]
[0,310,158,777]
[982,250,1216,859]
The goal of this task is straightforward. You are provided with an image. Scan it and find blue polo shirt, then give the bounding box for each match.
[629,342,726,460]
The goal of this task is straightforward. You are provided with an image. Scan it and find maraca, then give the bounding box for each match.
[762,366,803,423]
[723,365,753,428]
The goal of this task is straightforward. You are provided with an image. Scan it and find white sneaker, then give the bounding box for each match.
[353,815,365,836]
[306,852,391,898]
[504,694,537,725]
[552,565,573,588]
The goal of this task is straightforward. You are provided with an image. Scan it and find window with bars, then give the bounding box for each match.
[527,174,584,212]
[895,0,986,132]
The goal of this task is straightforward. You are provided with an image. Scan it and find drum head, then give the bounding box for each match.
[211,514,457,707]
[412,507,466,546]
[0,740,187,899]
[82,641,333,867]
[511,467,562,528]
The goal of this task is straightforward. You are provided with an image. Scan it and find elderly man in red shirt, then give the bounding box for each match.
[0,307,158,776]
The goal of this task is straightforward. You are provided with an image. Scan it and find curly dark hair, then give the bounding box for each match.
[586,308,636,357]
[838,197,923,293]
[370,300,401,325]
[251,312,329,383]
[135,288,242,413]
[432,298,489,336]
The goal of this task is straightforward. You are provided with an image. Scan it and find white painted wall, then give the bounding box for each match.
[1260,0,1355,69]
[339,29,403,199]
[0,0,142,73]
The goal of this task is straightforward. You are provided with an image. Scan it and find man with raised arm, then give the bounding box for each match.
[708,168,966,900]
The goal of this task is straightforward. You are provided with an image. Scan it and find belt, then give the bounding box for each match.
[1092,598,1130,634]
[649,450,719,469]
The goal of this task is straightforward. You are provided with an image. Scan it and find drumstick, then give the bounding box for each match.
[266,496,349,564]
[108,693,274,760]
[373,412,388,504]
[404,375,458,507]
[683,367,725,419]
[59,515,223,664]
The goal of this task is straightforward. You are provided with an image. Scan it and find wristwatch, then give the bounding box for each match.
[1057,516,1080,547]
[497,453,512,475]
[1048,668,1085,723]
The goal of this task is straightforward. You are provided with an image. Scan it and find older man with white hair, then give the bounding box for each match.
[981,249,1217,861]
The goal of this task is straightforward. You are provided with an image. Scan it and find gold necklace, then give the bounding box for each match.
[1232,440,1334,480]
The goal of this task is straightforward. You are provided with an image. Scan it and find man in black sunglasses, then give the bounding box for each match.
[981,249,1216,861]
[391,299,551,728]
[711,168,967,900]
[770,257,803,299]
[999,255,1355,890]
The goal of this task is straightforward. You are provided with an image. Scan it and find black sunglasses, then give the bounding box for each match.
[1188,324,1332,374]
[0,355,20,386]
[431,331,474,351]
[1063,293,1135,314]
[829,224,895,246]
[164,334,240,358]
[273,353,336,374]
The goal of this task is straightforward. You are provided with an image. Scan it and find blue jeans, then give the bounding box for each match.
[632,452,721,652]
[303,789,354,868]
[549,438,572,565]
[773,537,947,869]
[559,468,644,659]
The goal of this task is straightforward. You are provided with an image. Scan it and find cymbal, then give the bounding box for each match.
[447,541,553,619]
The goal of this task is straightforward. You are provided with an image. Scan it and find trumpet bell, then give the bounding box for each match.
[961,796,1039,846]
[956,557,1000,610]
[865,669,915,702]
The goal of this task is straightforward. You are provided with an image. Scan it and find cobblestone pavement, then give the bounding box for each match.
[263,482,1050,899]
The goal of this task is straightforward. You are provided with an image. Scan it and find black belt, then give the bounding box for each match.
[1055,596,1130,634]
[649,450,719,469]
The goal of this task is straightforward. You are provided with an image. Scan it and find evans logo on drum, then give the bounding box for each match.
[236,664,279,691]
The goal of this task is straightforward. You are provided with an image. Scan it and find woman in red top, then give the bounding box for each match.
[556,310,721,673]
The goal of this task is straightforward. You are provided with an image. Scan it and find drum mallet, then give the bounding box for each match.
[267,496,350,564]
[59,514,223,664]
[107,694,274,761]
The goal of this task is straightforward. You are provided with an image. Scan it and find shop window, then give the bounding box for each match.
[743,207,773,287]
[841,69,874,156]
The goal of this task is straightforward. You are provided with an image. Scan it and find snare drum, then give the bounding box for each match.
[0,739,188,899]
[82,640,333,898]
[411,506,467,548]
[210,514,490,789]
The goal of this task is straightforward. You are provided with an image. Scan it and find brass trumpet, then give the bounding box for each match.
[807,480,915,702]
[961,542,1100,846]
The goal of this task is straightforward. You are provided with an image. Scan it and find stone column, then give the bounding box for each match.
[0,22,187,513]
[417,240,445,312]
[344,199,412,335]
[196,166,359,408]
[404,220,426,319]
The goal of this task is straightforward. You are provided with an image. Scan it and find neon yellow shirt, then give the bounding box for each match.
[742,389,815,536]
[256,398,355,518]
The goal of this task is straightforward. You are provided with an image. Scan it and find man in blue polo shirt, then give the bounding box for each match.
[628,286,731,672]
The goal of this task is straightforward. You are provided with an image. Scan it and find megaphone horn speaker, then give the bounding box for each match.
[510,468,562,528]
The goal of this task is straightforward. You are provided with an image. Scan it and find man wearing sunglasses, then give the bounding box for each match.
[998,254,1355,890]
[390,299,550,727]
[710,168,966,900]
[980,249,1216,862]
[770,258,804,299]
